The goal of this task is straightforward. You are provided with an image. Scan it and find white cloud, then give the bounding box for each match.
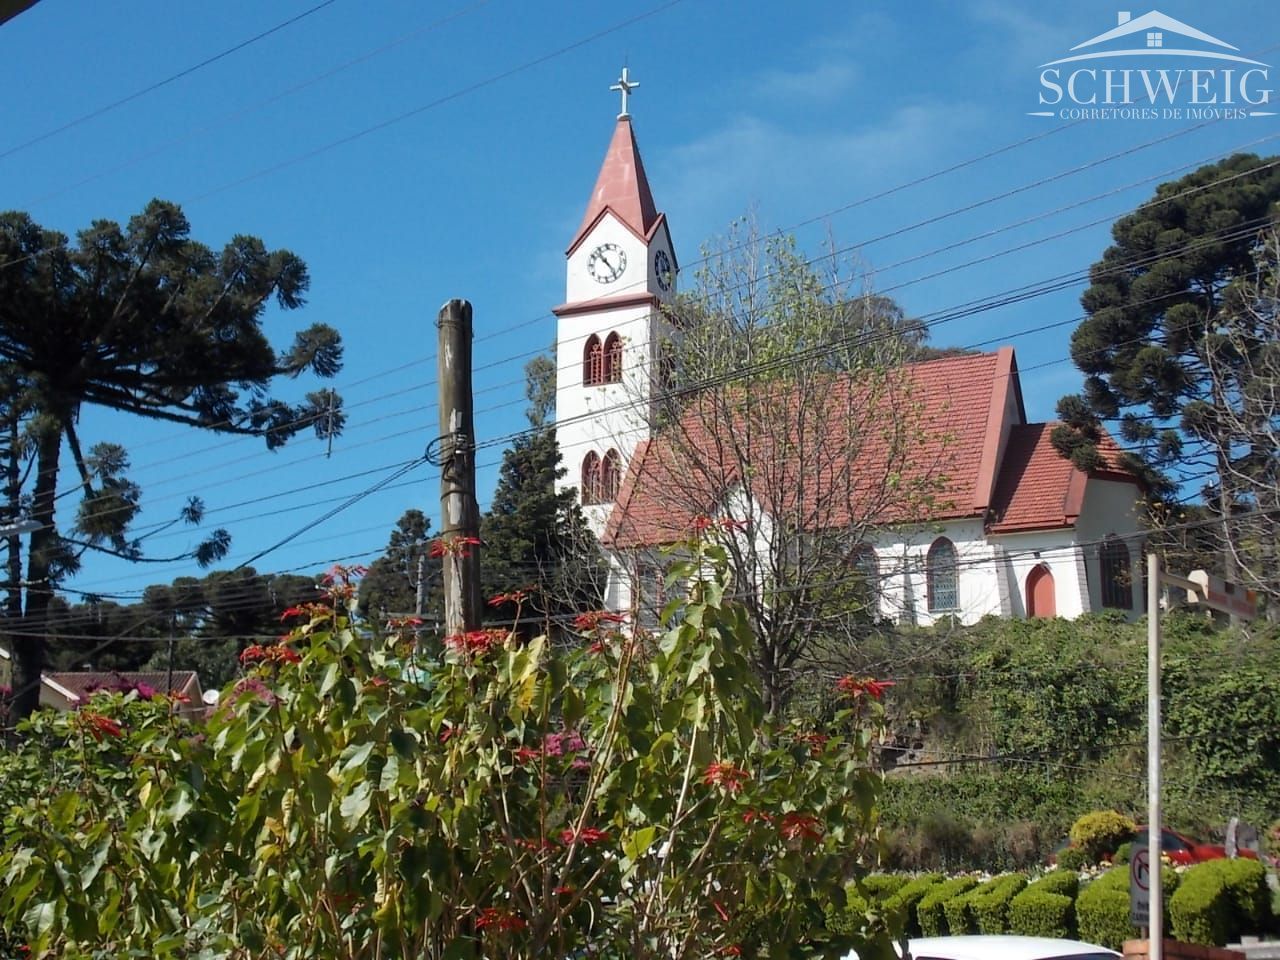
[657,102,985,248]
[753,61,859,104]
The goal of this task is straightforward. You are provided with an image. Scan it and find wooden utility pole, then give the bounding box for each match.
[437,299,482,636]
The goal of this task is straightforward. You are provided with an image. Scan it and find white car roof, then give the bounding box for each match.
[907,935,1120,960]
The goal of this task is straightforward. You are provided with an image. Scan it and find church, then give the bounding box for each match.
[552,71,1146,628]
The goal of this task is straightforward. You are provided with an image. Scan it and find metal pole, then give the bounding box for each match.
[437,299,482,637]
[1148,551,1162,960]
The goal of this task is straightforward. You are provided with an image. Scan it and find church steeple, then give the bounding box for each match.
[552,68,678,542]
[567,116,660,257]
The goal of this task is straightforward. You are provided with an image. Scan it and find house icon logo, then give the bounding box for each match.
[1031,10,1273,120]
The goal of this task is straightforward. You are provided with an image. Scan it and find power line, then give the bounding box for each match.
[0,0,344,162]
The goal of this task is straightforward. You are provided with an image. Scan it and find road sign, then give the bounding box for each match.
[1187,570,1258,621]
[1130,842,1150,928]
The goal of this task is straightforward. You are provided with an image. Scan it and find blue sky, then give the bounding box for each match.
[1,0,1276,601]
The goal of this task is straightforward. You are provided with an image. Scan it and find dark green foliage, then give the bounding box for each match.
[0,200,343,719]
[1054,153,1280,495]
[479,427,606,635]
[1113,842,1133,865]
[917,876,978,937]
[1008,889,1075,940]
[883,874,943,938]
[357,510,438,621]
[1055,847,1091,872]
[861,875,910,900]
[972,874,1029,934]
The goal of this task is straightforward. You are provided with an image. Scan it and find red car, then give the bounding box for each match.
[1131,826,1260,866]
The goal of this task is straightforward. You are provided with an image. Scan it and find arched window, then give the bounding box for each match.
[926,537,958,614]
[604,332,623,383]
[581,451,601,505]
[601,449,622,502]
[583,335,603,386]
[1100,537,1132,609]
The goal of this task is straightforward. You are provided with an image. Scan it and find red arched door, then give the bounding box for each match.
[1026,564,1055,618]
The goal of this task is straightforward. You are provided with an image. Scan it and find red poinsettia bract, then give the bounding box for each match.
[835,675,895,700]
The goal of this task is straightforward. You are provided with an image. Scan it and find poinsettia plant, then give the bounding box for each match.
[0,539,897,959]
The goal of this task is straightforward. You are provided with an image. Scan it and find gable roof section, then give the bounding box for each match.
[1071,11,1237,51]
[605,351,1008,549]
[986,422,1140,534]
[567,117,663,256]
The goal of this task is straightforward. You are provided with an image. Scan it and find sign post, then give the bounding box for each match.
[1130,840,1151,929]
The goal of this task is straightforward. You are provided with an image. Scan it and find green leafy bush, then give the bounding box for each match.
[1008,889,1075,939]
[917,876,979,937]
[1056,846,1091,871]
[973,874,1029,934]
[884,874,944,938]
[1169,865,1232,946]
[1035,869,1080,900]
[1069,811,1136,862]
[1077,865,1178,950]
[942,881,987,936]
[861,874,910,901]
[1171,858,1272,944]
[1112,842,1132,865]
[0,551,901,960]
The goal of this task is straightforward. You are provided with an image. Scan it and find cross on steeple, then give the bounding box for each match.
[610,66,639,119]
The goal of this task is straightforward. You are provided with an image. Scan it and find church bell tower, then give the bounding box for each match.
[553,68,678,537]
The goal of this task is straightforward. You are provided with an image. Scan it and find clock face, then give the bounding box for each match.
[587,243,626,284]
[654,249,673,291]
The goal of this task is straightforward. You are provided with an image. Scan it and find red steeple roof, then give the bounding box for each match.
[568,117,660,255]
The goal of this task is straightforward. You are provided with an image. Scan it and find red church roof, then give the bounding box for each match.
[603,348,1138,549]
[567,117,663,255]
[986,422,1138,533]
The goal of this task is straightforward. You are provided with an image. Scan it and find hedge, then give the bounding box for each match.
[917,876,979,937]
[942,881,986,936]
[883,873,944,938]
[1009,889,1075,939]
[1077,865,1179,950]
[1169,865,1232,946]
[973,874,1029,934]
[1034,869,1080,900]
[1169,858,1272,946]
[861,874,910,901]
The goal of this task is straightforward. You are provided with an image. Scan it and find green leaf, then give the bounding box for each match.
[340,780,374,829]
[379,753,400,792]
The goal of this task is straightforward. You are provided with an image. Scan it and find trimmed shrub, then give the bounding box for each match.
[1069,811,1136,862]
[1056,846,1091,871]
[1172,858,1272,943]
[861,874,910,901]
[884,873,943,938]
[1112,842,1132,865]
[942,882,986,936]
[917,876,979,937]
[973,873,1029,934]
[1009,889,1075,939]
[1035,869,1080,900]
[1169,865,1232,946]
[1077,865,1179,950]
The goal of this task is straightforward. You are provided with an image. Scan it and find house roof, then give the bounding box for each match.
[605,349,1023,549]
[567,116,662,256]
[986,422,1140,534]
[44,669,202,703]
[1071,11,1237,52]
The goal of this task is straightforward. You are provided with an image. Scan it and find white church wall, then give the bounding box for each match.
[1074,477,1145,619]
[987,530,1091,619]
[866,520,1004,627]
[566,212,652,304]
